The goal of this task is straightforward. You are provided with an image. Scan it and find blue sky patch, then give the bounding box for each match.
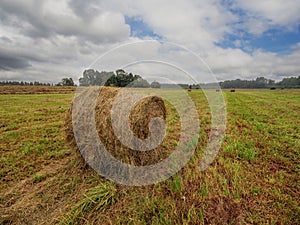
[217,1,300,55]
[216,25,300,55]
[125,16,162,40]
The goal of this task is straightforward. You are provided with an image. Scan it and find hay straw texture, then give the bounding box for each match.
[66,87,171,166]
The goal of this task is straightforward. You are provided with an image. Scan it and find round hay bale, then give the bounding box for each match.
[66,87,171,166]
[129,95,166,139]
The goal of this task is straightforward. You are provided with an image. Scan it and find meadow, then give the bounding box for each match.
[0,87,299,224]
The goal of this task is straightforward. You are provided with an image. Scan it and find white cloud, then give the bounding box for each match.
[88,0,237,48]
[237,0,300,25]
[232,0,300,34]
[206,47,300,81]
[291,42,300,50]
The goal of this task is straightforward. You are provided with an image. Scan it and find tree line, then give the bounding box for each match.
[0,81,52,86]
[183,76,300,89]
[0,78,75,86]
[79,69,161,88]
[219,76,300,89]
[1,74,299,89]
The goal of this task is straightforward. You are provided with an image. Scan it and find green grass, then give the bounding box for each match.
[33,173,46,183]
[0,89,299,224]
[0,94,73,188]
[61,182,117,225]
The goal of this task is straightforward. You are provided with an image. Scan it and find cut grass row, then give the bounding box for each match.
[0,94,73,187]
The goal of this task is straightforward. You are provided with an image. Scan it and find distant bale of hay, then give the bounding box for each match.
[230,89,236,92]
[65,87,169,166]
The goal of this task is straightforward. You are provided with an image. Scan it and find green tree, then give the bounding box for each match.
[278,76,300,88]
[79,69,96,86]
[130,78,150,88]
[151,81,161,88]
[62,78,75,86]
[79,69,151,87]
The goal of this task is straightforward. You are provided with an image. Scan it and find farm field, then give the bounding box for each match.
[0,86,75,95]
[0,87,299,224]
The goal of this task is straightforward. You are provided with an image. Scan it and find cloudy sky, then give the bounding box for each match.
[0,0,300,83]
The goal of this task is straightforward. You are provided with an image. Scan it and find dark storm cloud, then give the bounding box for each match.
[0,1,52,39]
[0,36,12,44]
[0,0,129,43]
[0,54,31,71]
